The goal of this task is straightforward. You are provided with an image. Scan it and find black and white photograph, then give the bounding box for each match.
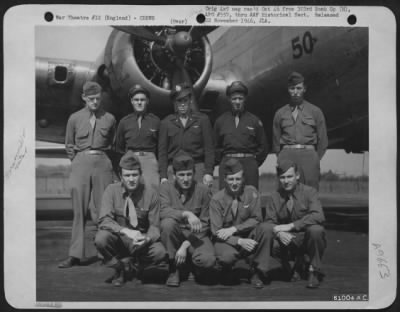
[3,4,397,309]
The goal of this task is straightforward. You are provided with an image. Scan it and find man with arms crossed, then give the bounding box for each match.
[59,81,116,268]
[264,159,326,288]
[95,151,168,286]
[160,152,216,287]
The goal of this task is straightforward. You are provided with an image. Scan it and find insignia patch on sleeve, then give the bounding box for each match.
[258,120,263,127]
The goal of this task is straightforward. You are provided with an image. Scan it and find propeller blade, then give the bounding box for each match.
[171,58,192,87]
[187,26,218,39]
[113,26,166,45]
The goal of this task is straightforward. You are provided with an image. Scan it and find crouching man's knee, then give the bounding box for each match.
[94,230,114,249]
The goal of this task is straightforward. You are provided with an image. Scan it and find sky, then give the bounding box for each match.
[35,26,369,176]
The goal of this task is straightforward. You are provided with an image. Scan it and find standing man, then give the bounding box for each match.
[95,151,168,287]
[263,159,326,288]
[272,72,328,190]
[160,152,216,287]
[59,81,116,268]
[158,83,215,187]
[210,158,272,288]
[116,84,160,188]
[214,81,268,189]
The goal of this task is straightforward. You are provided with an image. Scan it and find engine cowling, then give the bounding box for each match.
[102,28,213,119]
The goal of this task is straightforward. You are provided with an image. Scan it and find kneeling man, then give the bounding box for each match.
[210,158,271,288]
[95,151,167,286]
[160,152,216,287]
[264,159,326,288]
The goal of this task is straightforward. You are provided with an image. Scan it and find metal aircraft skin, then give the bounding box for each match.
[36,26,368,155]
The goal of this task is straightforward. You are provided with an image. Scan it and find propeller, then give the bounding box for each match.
[115,26,202,89]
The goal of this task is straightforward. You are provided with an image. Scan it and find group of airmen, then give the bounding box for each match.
[58,71,328,290]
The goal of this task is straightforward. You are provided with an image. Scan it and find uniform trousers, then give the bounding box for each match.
[214,222,272,275]
[167,162,206,184]
[278,148,320,190]
[262,223,326,273]
[133,152,160,189]
[160,218,216,273]
[69,152,113,259]
[219,156,259,189]
[95,230,167,268]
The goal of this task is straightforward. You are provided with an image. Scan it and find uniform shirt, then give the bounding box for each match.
[209,185,262,246]
[115,112,160,155]
[265,183,325,231]
[98,182,161,242]
[160,181,211,240]
[65,107,116,160]
[214,110,269,165]
[272,100,328,159]
[158,112,215,179]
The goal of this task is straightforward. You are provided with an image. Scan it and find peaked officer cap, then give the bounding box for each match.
[119,151,142,170]
[128,84,150,99]
[170,83,193,101]
[172,151,195,171]
[226,81,248,96]
[288,72,305,86]
[224,158,243,175]
[276,159,297,175]
[83,81,102,96]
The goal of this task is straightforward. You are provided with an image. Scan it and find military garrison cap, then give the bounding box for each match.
[119,151,142,170]
[83,81,102,96]
[172,151,195,171]
[128,84,150,99]
[170,83,193,101]
[224,158,243,176]
[226,81,248,96]
[276,159,297,175]
[288,72,305,86]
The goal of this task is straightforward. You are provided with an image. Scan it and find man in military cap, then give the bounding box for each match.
[214,81,269,190]
[95,151,168,286]
[209,158,272,288]
[59,81,116,268]
[272,72,328,190]
[263,159,326,288]
[160,152,216,287]
[116,84,160,188]
[158,83,215,187]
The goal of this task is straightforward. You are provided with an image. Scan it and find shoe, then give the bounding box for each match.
[166,270,180,287]
[121,257,137,281]
[112,269,126,287]
[104,271,120,284]
[306,271,320,288]
[58,256,80,268]
[250,272,264,289]
[291,271,301,282]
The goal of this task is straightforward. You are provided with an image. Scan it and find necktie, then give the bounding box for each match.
[234,115,240,128]
[137,115,142,129]
[180,116,187,127]
[126,196,138,227]
[291,106,298,121]
[180,193,186,204]
[89,113,96,129]
[231,197,239,218]
[286,194,294,214]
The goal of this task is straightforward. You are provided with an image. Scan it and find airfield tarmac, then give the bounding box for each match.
[36,195,368,303]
